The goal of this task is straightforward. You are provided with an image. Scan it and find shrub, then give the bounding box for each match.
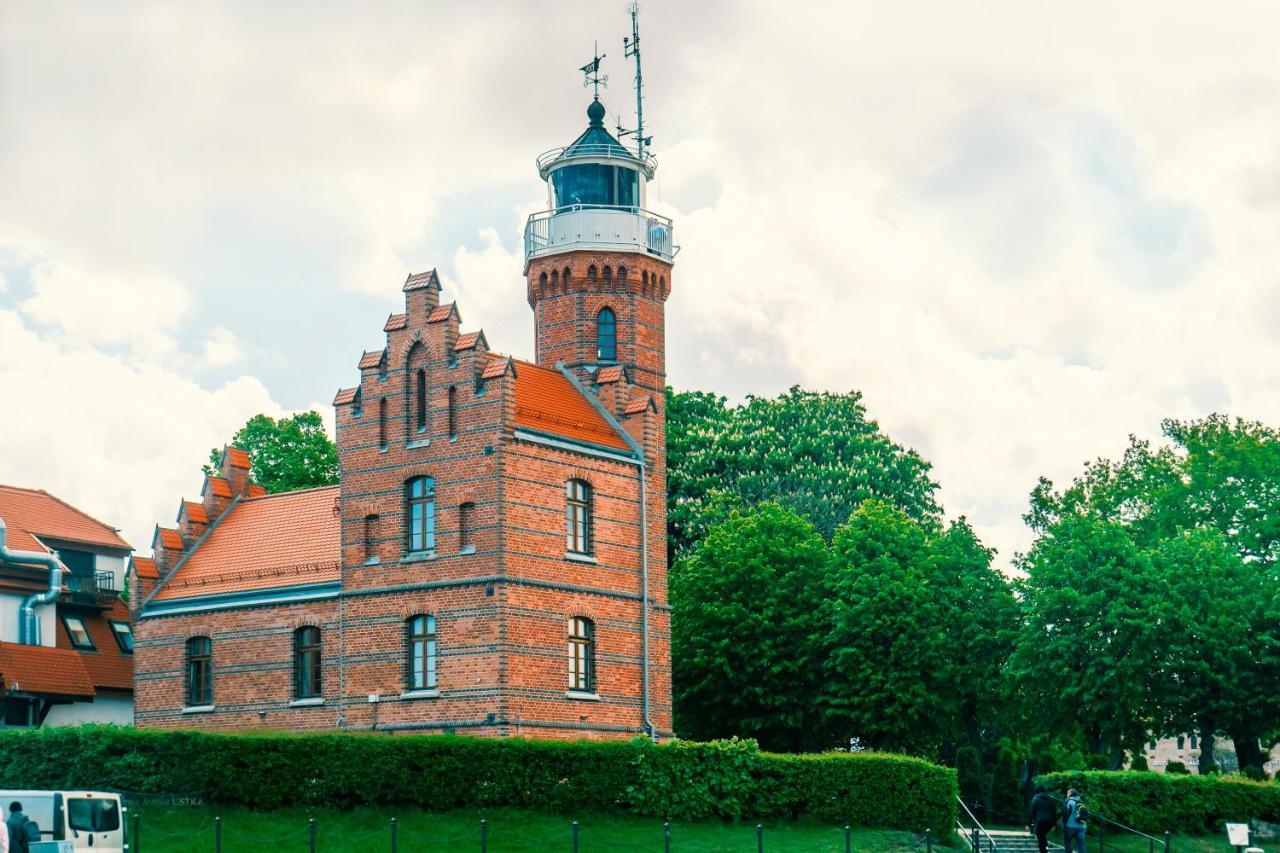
[954,746,983,806]
[1037,769,1280,834]
[1165,760,1189,774]
[0,727,955,831]
[1129,753,1149,771]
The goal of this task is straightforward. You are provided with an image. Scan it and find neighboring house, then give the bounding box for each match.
[133,97,675,740]
[1144,734,1280,776]
[0,485,134,727]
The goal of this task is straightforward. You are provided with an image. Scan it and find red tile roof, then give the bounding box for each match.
[131,556,159,580]
[512,359,630,452]
[151,486,341,601]
[0,484,131,553]
[403,269,440,292]
[205,477,232,499]
[596,365,625,384]
[482,354,512,380]
[225,447,251,469]
[247,484,267,498]
[0,641,95,698]
[56,599,134,692]
[358,350,385,370]
[333,387,359,406]
[428,303,457,323]
[454,331,485,351]
[157,527,184,551]
[384,313,408,332]
[181,501,208,524]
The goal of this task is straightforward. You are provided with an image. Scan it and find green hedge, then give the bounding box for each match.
[0,727,954,832]
[1037,770,1280,834]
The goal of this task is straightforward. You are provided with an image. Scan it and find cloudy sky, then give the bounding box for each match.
[3,1,1279,566]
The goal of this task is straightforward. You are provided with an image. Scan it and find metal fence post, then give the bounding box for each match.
[572,820,580,853]
[390,817,398,853]
[844,825,851,853]
[481,818,488,853]
[214,816,222,853]
[926,828,933,853]
[664,821,671,853]
[132,812,140,853]
[757,824,764,853]
[309,817,317,853]
[1164,830,1171,852]
[1099,820,1105,852]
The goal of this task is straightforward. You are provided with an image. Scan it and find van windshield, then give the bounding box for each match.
[68,798,120,832]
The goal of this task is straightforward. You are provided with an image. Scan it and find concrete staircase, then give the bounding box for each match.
[960,828,1064,852]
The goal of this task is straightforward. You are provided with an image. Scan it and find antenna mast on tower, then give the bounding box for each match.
[619,3,652,158]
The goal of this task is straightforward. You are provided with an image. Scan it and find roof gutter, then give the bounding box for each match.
[558,366,657,741]
[0,517,65,646]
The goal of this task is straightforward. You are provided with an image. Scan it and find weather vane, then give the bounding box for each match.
[580,43,607,99]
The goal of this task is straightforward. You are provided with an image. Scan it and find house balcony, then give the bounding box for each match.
[524,205,675,265]
[65,571,119,606]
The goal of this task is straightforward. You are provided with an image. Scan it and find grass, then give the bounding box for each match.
[131,805,941,852]
[987,824,1279,853]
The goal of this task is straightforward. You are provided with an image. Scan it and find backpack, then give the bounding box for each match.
[1066,798,1089,825]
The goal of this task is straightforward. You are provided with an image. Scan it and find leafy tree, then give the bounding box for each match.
[666,387,940,561]
[205,412,338,494]
[818,500,953,756]
[671,503,828,752]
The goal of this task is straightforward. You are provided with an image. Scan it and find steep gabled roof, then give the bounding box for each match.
[0,484,131,553]
[511,360,630,452]
[454,331,486,351]
[358,350,386,370]
[384,313,408,332]
[403,269,441,292]
[428,303,459,324]
[149,486,341,602]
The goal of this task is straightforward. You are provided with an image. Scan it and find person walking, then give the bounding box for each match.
[5,802,31,853]
[1026,783,1059,853]
[1063,788,1088,853]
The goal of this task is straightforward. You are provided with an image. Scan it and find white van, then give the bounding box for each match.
[0,790,128,852]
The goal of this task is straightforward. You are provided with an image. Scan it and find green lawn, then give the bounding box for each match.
[131,806,944,852]
[988,825,1278,853]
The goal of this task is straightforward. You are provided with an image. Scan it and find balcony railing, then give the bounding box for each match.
[65,571,119,605]
[524,205,674,264]
[536,145,657,179]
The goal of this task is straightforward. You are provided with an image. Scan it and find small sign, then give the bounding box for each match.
[1226,823,1250,847]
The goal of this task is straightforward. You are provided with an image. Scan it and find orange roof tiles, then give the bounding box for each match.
[511,359,631,452]
[225,447,251,469]
[333,387,359,406]
[0,484,131,553]
[358,350,385,370]
[205,477,232,499]
[403,269,440,291]
[428,303,457,323]
[454,331,484,351]
[131,556,159,580]
[596,365,625,384]
[247,484,267,498]
[56,599,133,692]
[151,486,341,601]
[157,528,184,551]
[0,641,95,698]
[384,313,408,331]
[181,501,208,524]
[482,354,511,380]
[626,392,655,415]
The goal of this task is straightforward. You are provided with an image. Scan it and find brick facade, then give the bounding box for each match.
[135,237,674,740]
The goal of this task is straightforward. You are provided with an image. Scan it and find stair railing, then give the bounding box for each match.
[956,797,1000,852]
[1050,795,1171,852]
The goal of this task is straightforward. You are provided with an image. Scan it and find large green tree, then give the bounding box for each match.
[205,411,338,494]
[671,503,828,752]
[666,387,941,561]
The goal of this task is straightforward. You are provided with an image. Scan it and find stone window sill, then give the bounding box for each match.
[363,557,380,566]
[459,545,476,556]
[182,705,215,715]
[400,689,440,701]
[402,551,437,563]
[565,552,597,565]
[406,439,431,449]
[566,691,600,702]
[290,697,324,708]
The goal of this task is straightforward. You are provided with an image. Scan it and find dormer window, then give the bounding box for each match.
[596,308,617,363]
[63,615,94,650]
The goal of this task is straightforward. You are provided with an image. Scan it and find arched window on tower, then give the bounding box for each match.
[587,265,597,283]
[617,266,627,286]
[601,266,612,288]
[596,308,617,364]
[562,266,571,287]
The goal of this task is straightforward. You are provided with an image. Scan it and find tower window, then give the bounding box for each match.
[602,266,612,288]
[378,398,388,450]
[596,308,617,363]
[447,385,458,438]
[406,476,436,554]
[568,616,595,693]
[186,636,212,707]
[459,502,475,552]
[588,265,597,283]
[405,614,437,691]
[563,266,571,286]
[566,479,593,555]
[415,369,428,433]
[364,514,379,564]
[617,266,627,285]
[293,626,322,700]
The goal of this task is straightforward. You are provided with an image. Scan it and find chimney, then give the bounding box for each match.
[403,269,442,320]
[221,446,252,498]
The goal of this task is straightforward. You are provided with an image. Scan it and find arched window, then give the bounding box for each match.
[405,615,437,692]
[551,269,559,287]
[447,385,457,438]
[378,398,388,450]
[562,266,571,286]
[617,266,627,285]
[294,626,322,700]
[459,502,475,552]
[415,369,428,434]
[601,266,613,288]
[539,271,548,287]
[587,265,597,283]
[565,479,593,555]
[568,617,594,693]
[186,636,212,707]
[596,308,617,363]
[406,476,436,554]
[363,514,379,564]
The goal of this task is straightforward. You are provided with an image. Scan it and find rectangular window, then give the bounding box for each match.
[568,617,594,692]
[459,502,475,552]
[109,620,134,653]
[294,627,322,699]
[566,480,593,555]
[364,514,379,564]
[406,615,437,691]
[68,798,120,832]
[447,385,457,438]
[406,478,436,553]
[62,615,95,649]
[379,398,388,449]
[415,370,428,433]
[186,637,213,707]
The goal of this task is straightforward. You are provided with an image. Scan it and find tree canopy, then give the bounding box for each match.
[205,411,338,494]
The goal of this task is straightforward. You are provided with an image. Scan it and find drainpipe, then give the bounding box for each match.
[0,517,65,645]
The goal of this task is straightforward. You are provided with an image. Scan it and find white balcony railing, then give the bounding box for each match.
[524,205,674,263]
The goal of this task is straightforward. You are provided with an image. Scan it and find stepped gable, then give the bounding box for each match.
[149,485,341,602]
[0,484,131,553]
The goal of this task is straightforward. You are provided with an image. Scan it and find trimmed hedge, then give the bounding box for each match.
[0,727,954,832]
[1037,770,1280,834]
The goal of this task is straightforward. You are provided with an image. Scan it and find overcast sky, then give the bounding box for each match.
[3,1,1279,567]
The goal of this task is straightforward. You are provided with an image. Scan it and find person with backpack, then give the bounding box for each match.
[1063,788,1088,853]
[1026,783,1060,853]
[5,802,32,853]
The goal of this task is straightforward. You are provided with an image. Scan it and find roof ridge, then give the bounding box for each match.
[0,485,128,543]
[239,484,340,502]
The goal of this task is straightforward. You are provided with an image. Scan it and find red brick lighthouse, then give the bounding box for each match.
[133,44,675,740]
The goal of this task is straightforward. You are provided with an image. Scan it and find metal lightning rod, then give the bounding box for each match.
[621,2,651,158]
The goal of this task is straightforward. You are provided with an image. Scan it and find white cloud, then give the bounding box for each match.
[200,325,244,368]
